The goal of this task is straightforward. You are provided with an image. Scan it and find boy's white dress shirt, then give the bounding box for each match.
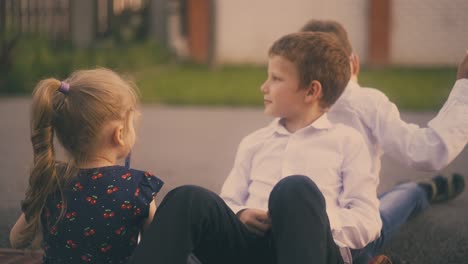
[220,114,382,250]
[328,79,468,175]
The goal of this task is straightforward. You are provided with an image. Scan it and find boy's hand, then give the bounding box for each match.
[457,51,468,80]
[237,209,271,236]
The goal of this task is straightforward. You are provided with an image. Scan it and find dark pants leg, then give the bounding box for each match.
[269,175,344,264]
[128,185,273,264]
[129,176,343,264]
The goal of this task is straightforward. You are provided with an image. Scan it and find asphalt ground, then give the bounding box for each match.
[1,98,467,263]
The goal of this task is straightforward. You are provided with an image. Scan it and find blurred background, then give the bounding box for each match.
[1,0,467,109]
[1,1,468,263]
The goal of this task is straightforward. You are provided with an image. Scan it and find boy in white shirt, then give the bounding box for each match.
[300,19,467,263]
[220,29,383,263]
[130,32,378,264]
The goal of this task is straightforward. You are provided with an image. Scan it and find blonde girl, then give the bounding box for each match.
[10,68,163,263]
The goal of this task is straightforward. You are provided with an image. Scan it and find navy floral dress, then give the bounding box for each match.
[40,166,163,263]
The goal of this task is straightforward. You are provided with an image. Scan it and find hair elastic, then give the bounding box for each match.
[58,81,70,94]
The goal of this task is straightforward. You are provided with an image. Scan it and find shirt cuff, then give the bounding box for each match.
[227,204,249,215]
[448,79,468,104]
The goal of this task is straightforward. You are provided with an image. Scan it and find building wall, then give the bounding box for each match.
[214,0,368,64]
[390,0,468,66]
[213,0,468,66]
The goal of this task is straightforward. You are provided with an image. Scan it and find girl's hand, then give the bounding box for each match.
[141,200,157,235]
[237,209,271,236]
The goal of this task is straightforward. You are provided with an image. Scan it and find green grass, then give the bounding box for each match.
[359,67,456,110]
[2,37,458,111]
[0,36,171,94]
[133,64,458,111]
[134,64,266,106]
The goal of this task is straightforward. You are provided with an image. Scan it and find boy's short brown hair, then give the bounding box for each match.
[269,31,350,108]
[301,19,353,57]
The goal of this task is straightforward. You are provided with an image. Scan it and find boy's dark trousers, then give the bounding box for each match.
[128,175,344,264]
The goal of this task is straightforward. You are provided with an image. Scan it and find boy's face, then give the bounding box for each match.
[261,55,308,119]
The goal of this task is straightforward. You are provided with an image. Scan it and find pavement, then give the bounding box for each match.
[1,97,467,264]
[0,248,42,264]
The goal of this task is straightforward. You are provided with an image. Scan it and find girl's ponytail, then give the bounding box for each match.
[18,79,63,248]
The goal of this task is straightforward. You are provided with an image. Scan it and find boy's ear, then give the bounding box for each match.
[350,53,360,82]
[112,124,126,147]
[305,80,322,103]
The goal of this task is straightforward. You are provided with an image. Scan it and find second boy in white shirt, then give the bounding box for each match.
[300,19,467,264]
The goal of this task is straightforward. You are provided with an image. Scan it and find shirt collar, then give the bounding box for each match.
[338,80,360,101]
[270,113,333,135]
[348,80,360,90]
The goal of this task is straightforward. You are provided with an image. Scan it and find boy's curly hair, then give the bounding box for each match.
[269,32,350,108]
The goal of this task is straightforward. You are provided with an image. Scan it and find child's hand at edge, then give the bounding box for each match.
[237,208,271,236]
[457,50,468,80]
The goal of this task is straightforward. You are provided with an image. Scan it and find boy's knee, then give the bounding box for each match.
[270,175,324,204]
[397,182,428,200]
[167,185,217,205]
[398,181,418,189]
[269,175,327,220]
[273,175,320,193]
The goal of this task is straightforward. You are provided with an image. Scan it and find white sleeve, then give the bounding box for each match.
[428,79,468,165]
[366,79,468,171]
[333,132,382,249]
[220,138,252,214]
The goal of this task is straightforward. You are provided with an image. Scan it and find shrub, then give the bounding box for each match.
[0,35,170,95]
